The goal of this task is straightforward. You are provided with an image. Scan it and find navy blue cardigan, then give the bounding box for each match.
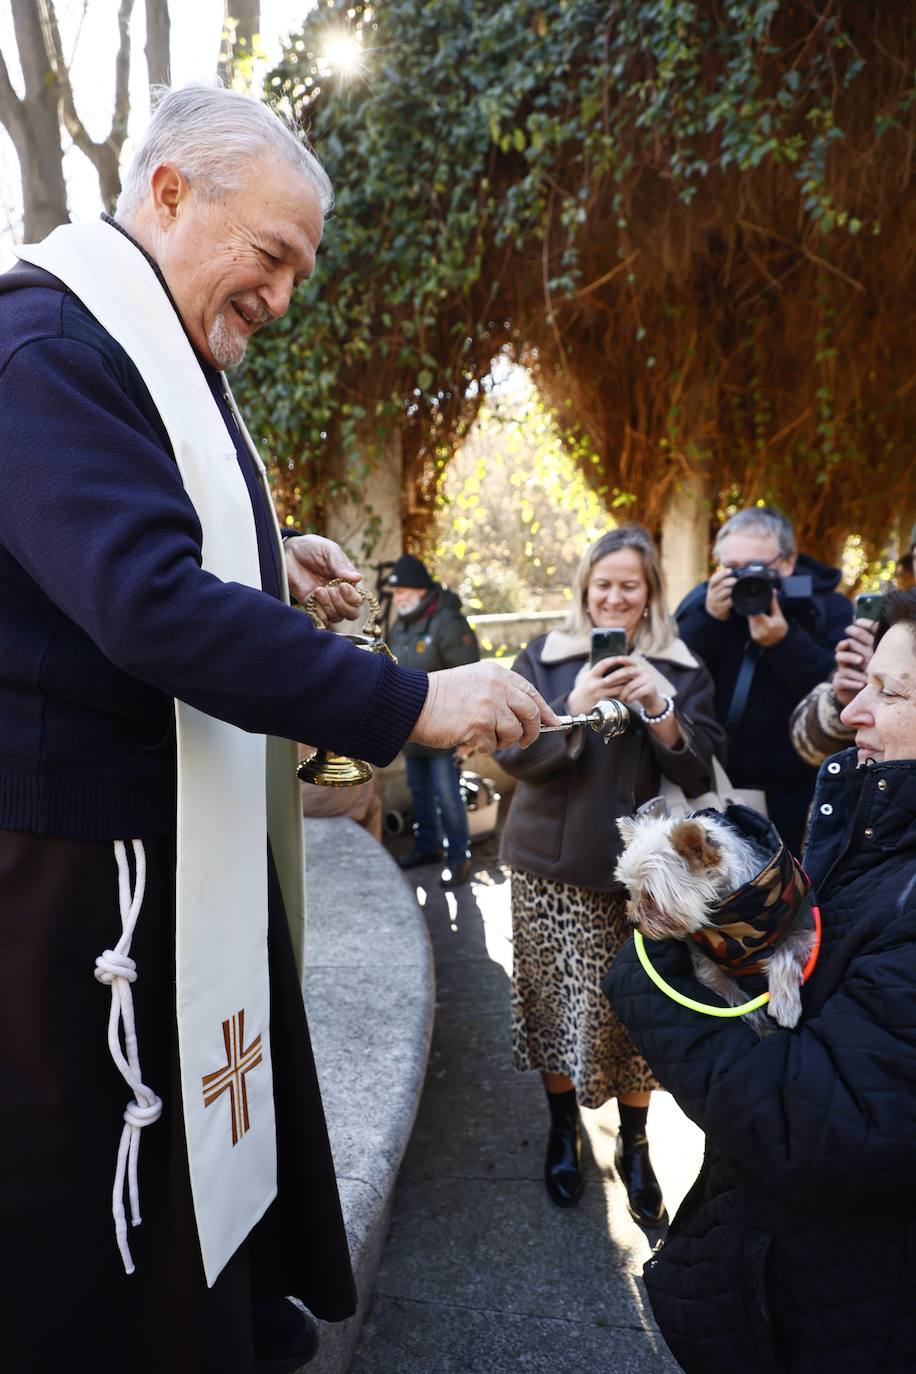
[0,241,428,839]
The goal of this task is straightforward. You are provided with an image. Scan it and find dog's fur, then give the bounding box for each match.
[615,811,815,1033]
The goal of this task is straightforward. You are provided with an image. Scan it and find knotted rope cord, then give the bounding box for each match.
[94,839,163,1274]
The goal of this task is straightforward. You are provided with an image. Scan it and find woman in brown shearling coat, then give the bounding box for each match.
[496,526,723,1222]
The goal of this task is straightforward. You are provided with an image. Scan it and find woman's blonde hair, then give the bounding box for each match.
[562,525,677,654]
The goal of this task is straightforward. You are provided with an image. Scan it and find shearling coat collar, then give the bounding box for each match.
[539,627,699,669]
[495,632,724,891]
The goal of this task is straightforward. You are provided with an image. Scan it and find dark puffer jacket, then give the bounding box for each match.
[387,586,479,756]
[603,749,916,1373]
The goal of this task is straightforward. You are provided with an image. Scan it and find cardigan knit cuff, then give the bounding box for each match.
[342,658,429,767]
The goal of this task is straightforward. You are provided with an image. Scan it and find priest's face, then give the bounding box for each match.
[153,155,323,370]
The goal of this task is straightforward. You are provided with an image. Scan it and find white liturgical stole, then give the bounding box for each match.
[18,220,306,1287]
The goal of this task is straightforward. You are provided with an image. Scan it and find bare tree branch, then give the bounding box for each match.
[43,0,135,211]
[112,0,133,137]
[145,0,171,87]
[5,0,69,238]
[0,48,27,154]
[13,0,51,94]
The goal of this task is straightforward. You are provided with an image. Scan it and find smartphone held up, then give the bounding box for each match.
[854,593,885,622]
[591,627,628,666]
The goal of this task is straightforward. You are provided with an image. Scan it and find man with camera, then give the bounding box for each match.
[676,506,851,853]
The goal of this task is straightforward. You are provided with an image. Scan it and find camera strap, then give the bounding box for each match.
[725,643,759,741]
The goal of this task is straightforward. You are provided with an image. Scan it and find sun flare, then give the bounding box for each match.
[322,33,362,77]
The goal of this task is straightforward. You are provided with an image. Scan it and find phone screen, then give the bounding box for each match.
[590,627,628,666]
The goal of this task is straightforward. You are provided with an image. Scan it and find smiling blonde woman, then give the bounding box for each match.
[495,525,724,1222]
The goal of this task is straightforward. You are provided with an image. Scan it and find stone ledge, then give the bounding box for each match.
[301,817,435,1372]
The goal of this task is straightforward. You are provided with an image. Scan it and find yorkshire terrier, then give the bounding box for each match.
[615,807,816,1034]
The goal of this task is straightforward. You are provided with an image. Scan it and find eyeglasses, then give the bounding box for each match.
[720,554,782,572]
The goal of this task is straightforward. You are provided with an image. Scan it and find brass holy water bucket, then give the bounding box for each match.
[296,579,396,787]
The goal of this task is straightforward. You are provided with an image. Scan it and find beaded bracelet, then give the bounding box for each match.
[638,694,674,725]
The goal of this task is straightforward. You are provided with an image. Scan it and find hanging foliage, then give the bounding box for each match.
[236,0,916,560]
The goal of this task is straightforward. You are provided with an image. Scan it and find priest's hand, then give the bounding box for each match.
[409,663,561,753]
[284,535,364,623]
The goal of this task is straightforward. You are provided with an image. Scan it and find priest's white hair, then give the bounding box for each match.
[116,83,333,221]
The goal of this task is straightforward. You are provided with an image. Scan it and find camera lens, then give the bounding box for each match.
[731,569,776,617]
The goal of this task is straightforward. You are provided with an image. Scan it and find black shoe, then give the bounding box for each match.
[398,847,443,870]
[615,1133,666,1226]
[439,858,471,889]
[545,1112,584,1207]
[253,1297,319,1373]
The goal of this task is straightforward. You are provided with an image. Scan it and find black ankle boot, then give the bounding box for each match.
[544,1091,583,1208]
[614,1132,665,1226]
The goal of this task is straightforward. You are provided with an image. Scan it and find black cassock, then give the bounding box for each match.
[0,828,356,1374]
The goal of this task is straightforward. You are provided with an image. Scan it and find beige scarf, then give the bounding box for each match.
[18,221,305,1287]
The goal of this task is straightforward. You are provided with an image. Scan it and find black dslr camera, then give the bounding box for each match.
[730,564,813,617]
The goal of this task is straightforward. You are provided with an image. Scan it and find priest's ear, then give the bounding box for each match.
[149,163,191,230]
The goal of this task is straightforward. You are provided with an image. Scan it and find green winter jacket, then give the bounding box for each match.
[388,586,479,756]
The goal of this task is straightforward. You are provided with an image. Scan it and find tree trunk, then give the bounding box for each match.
[324,427,404,568]
[145,0,171,87]
[48,0,134,215]
[660,473,711,612]
[0,0,69,240]
[218,0,260,88]
[18,97,69,239]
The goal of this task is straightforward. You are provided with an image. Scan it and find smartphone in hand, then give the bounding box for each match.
[854,593,884,621]
[590,627,627,666]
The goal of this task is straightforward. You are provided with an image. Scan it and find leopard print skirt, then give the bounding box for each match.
[510,868,659,1110]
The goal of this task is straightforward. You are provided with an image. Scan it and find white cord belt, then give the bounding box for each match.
[94,839,163,1275]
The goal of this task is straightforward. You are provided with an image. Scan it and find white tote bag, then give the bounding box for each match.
[658,757,768,820]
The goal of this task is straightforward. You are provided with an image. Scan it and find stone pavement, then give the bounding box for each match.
[351,835,704,1374]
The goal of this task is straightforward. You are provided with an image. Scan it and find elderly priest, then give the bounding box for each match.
[0,84,554,1374]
